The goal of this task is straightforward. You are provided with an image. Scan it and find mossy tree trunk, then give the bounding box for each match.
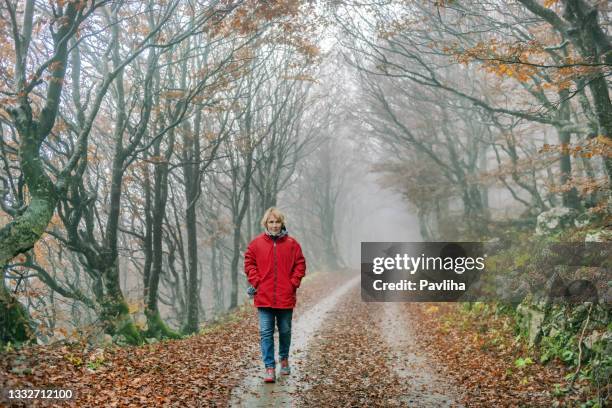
[98,262,144,344]
[0,0,88,345]
[0,283,34,346]
[145,130,180,340]
[144,41,182,339]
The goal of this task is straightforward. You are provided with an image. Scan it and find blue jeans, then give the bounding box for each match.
[257,307,293,368]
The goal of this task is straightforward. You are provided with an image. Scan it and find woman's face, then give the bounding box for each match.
[266,215,282,234]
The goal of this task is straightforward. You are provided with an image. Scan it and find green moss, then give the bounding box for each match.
[118,321,144,345]
[99,296,144,345]
[145,310,182,340]
[0,286,35,346]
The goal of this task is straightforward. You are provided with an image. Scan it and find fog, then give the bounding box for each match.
[337,171,422,268]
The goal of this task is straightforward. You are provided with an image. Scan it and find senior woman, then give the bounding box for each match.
[244,207,306,383]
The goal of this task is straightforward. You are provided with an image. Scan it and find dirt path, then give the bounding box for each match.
[1,272,584,407]
[0,272,463,407]
[232,279,463,407]
[378,302,463,407]
[0,272,354,408]
[229,276,360,407]
[292,286,463,407]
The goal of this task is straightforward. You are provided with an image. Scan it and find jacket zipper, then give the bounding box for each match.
[273,240,277,306]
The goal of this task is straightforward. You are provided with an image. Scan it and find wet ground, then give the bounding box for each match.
[379,302,464,407]
[229,276,360,407]
[230,274,462,407]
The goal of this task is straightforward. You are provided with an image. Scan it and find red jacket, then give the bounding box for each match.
[244,232,306,309]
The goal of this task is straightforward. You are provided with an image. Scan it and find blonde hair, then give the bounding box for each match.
[260,207,286,229]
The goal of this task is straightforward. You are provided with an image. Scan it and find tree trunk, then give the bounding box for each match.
[557,89,580,209]
[182,116,201,334]
[417,207,432,241]
[0,196,55,345]
[0,283,34,345]
[142,161,153,301]
[229,227,242,309]
[182,201,199,333]
[1,33,63,339]
[145,137,180,339]
[558,130,580,209]
[229,177,252,309]
[98,262,143,344]
[211,240,222,314]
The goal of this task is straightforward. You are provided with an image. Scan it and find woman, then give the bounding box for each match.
[244,207,306,383]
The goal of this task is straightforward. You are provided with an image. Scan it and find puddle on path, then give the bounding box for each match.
[229,276,360,407]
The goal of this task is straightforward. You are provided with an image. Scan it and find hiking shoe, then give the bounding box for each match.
[280,358,290,375]
[264,367,275,383]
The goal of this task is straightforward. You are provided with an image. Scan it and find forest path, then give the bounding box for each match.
[0,272,580,407]
[378,302,464,407]
[229,275,360,407]
[230,278,463,407]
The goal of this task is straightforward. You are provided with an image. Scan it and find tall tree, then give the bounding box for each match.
[0,0,108,345]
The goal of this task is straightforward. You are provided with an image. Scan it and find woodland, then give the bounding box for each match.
[0,0,610,406]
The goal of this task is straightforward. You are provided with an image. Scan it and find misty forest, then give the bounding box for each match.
[0,0,610,406]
